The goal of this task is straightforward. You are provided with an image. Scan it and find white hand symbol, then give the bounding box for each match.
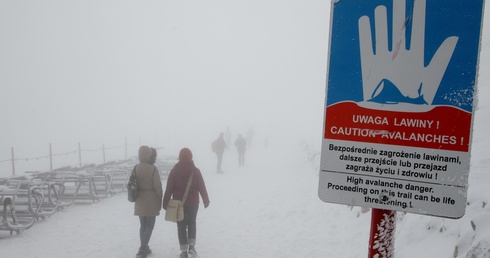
[358,0,458,106]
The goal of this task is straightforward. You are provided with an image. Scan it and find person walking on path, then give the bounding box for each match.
[211,132,227,173]
[234,134,247,167]
[134,146,163,258]
[163,148,210,258]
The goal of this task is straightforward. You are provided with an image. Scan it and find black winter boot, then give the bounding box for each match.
[136,250,148,258]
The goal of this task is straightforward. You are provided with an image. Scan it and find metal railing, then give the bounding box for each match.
[0,156,177,235]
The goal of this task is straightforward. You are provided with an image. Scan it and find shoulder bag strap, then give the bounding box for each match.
[181,170,195,204]
[132,165,137,178]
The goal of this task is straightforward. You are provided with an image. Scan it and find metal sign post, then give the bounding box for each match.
[368,209,396,258]
[318,0,484,256]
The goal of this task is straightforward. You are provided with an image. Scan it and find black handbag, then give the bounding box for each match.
[127,165,138,202]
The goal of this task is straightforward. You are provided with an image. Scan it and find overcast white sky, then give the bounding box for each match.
[0,1,330,172]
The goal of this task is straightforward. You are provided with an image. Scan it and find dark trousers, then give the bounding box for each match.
[139,216,156,251]
[177,205,199,250]
[238,150,245,166]
[216,152,224,172]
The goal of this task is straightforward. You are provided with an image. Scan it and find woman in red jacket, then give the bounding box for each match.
[163,148,210,258]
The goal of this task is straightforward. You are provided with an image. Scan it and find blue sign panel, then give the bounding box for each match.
[327,0,482,111]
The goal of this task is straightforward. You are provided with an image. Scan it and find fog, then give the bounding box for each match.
[1,2,489,257]
[0,1,329,175]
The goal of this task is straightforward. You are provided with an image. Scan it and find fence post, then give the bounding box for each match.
[49,143,53,172]
[11,147,15,176]
[78,142,82,167]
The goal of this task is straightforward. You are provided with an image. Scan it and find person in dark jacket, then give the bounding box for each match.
[212,132,227,173]
[163,148,210,258]
[134,146,163,258]
[234,134,247,166]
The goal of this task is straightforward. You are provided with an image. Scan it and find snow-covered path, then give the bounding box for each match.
[0,144,370,258]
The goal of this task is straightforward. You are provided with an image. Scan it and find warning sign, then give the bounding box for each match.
[318,0,484,218]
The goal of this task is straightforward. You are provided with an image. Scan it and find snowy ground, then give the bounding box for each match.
[1,94,490,258]
[0,142,373,258]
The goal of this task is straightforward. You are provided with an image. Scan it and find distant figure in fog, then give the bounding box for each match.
[234,134,247,167]
[163,148,210,258]
[225,127,232,150]
[134,146,163,258]
[212,132,227,173]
